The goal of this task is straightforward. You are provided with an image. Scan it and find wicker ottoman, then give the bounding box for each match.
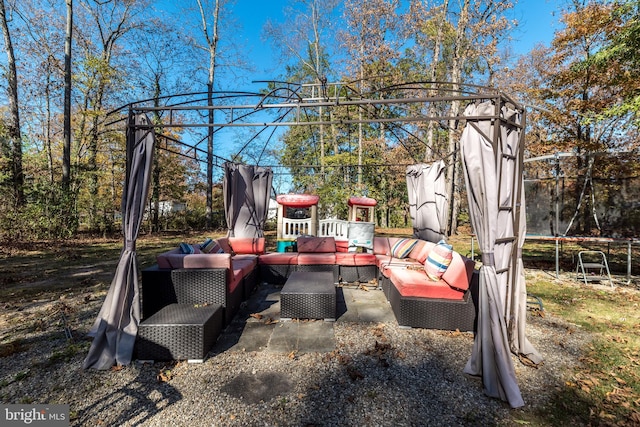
[136,303,223,362]
[280,271,336,321]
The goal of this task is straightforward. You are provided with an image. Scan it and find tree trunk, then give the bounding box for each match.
[88,78,105,232]
[197,0,220,230]
[63,0,73,191]
[425,0,449,162]
[151,79,162,232]
[45,60,54,184]
[357,58,364,189]
[445,0,470,236]
[0,0,24,206]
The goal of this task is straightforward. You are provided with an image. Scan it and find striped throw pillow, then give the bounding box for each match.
[390,238,419,259]
[179,242,196,254]
[201,238,224,254]
[425,240,453,281]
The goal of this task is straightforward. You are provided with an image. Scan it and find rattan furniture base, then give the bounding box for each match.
[243,269,258,299]
[339,265,378,284]
[141,265,177,319]
[387,274,478,332]
[170,268,240,325]
[258,264,296,285]
[280,271,336,321]
[136,303,223,362]
[295,264,339,283]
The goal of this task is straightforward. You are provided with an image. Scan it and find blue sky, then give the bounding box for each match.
[155,0,564,90]
[161,0,565,189]
[507,0,562,52]
[227,0,563,86]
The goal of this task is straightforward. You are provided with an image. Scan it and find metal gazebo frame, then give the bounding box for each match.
[87,81,535,408]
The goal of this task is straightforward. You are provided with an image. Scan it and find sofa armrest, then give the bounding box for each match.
[157,247,182,269]
[442,252,475,292]
[182,253,232,270]
[228,237,265,254]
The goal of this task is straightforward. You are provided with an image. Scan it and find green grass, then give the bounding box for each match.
[527,275,640,425]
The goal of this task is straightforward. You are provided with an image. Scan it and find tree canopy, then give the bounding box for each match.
[0,0,638,239]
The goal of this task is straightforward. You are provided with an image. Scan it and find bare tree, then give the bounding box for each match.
[63,0,72,191]
[195,0,221,230]
[264,0,338,178]
[406,0,450,162]
[75,0,146,232]
[407,0,515,234]
[341,0,400,188]
[131,18,198,232]
[0,0,24,206]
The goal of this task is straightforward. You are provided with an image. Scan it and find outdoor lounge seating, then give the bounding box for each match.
[136,303,224,362]
[142,235,478,343]
[138,235,477,360]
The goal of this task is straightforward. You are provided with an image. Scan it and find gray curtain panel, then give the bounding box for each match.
[83,113,155,370]
[406,161,448,243]
[223,162,273,238]
[506,118,544,366]
[460,101,532,408]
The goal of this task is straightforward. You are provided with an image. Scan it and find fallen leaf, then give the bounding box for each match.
[250,313,263,320]
[598,410,616,420]
[337,354,352,365]
[346,366,363,381]
[193,303,209,308]
[265,317,278,325]
[157,369,172,382]
[518,354,540,368]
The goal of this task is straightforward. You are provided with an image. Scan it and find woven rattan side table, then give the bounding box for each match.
[136,303,223,362]
[280,271,336,321]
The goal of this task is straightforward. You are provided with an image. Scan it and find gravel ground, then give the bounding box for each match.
[1,272,593,427]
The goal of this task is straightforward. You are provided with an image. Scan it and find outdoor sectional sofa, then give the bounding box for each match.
[145,237,264,325]
[142,235,478,332]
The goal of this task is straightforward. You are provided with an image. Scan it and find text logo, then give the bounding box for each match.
[1,405,69,426]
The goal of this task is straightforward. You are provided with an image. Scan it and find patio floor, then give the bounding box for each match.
[213,282,397,355]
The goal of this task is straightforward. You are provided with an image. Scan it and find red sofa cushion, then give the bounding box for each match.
[389,268,465,300]
[410,240,435,263]
[228,237,265,254]
[441,252,475,292]
[376,255,421,277]
[335,239,350,253]
[182,253,232,270]
[233,257,257,278]
[297,253,336,265]
[335,252,377,266]
[258,253,299,265]
[229,267,243,293]
[297,236,337,253]
[373,237,392,255]
[216,237,233,254]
